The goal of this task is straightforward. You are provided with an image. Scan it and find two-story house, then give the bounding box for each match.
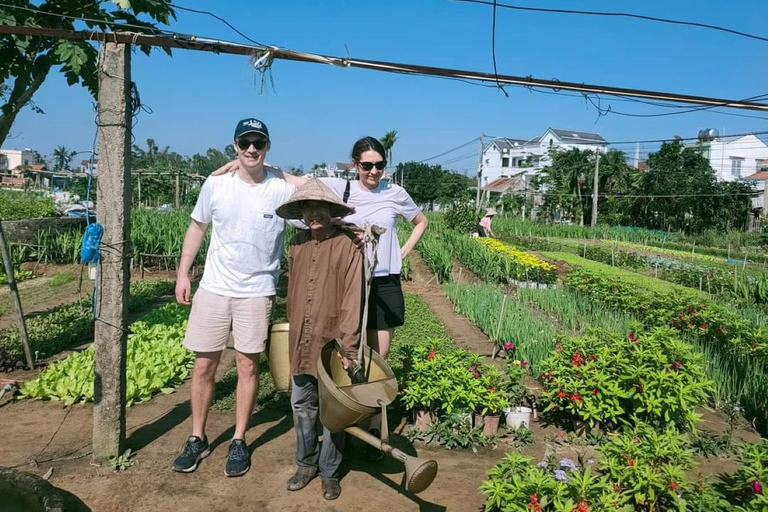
[686,133,768,182]
[481,128,609,191]
[0,148,35,176]
[80,158,98,175]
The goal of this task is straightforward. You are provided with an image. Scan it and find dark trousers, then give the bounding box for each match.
[291,375,345,480]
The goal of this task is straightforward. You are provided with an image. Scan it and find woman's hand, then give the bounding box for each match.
[210,160,240,176]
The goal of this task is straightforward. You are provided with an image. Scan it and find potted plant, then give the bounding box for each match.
[503,359,533,428]
[472,365,508,436]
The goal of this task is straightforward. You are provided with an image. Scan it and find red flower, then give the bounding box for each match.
[503,341,515,351]
[572,502,590,512]
[528,493,543,512]
[488,386,495,392]
[752,480,763,494]
[569,393,583,403]
[592,388,599,395]
[628,330,637,343]
[427,350,436,360]
[670,481,679,490]
[521,360,528,368]
[673,361,682,370]
[473,372,481,378]
[557,390,567,398]
[628,459,635,467]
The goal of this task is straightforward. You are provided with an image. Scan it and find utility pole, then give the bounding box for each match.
[591,149,600,227]
[92,42,131,465]
[0,222,34,370]
[175,171,180,208]
[476,133,484,209]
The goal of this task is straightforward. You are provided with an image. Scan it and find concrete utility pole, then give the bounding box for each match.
[476,133,484,209]
[92,42,132,465]
[591,150,601,227]
[0,222,34,370]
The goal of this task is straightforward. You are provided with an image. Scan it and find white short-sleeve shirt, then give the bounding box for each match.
[321,178,420,277]
[192,171,295,297]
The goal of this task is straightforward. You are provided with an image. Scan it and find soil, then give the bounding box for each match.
[0,259,762,512]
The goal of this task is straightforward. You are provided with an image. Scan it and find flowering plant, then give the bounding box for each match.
[727,440,768,510]
[537,328,711,430]
[504,347,533,408]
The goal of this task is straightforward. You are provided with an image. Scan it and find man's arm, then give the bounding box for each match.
[338,240,365,368]
[175,219,209,305]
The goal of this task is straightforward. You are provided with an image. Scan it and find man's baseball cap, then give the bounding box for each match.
[234,118,270,140]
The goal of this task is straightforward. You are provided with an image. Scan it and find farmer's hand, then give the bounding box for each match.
[176,275,192,305]
[332,219,365,250]
[210,160,240,176]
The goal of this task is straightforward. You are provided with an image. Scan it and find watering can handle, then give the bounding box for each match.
[357,224,383,365]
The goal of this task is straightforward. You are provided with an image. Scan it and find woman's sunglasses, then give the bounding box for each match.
[237,138,268,151]
[357,160,387,171]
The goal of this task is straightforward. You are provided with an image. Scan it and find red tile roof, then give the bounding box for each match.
[745,171,768,180]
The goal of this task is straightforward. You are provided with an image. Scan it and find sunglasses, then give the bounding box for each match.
[236,138,268,151]
[357,160,387,171]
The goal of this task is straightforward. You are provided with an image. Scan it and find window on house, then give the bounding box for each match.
[501,157,510,167]
[549,139,553,147]
[731,157,744,178]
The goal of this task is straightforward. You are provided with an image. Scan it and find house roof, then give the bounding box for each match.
[492,138,528,152]
[548,128,607,144]
[11,164,47,171]
[484,175,524,192]
[335,161,354,170]
[637,161,648,171]
[745,171,768,181]
[80,159,99,166]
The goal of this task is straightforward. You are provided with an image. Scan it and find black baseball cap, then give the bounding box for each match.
[234,118,270,140]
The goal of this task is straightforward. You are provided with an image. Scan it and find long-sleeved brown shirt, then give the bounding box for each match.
[287,228,364,378]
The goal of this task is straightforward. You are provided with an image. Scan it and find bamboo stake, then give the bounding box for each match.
[0,222,34,370]
[490,294,508,359]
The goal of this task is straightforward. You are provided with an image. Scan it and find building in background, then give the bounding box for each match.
[0,148,35,175]
[687,130,768,182]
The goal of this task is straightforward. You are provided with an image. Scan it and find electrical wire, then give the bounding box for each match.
[418,137,479,162]
[167,2,266,46]
[446,0,768,44]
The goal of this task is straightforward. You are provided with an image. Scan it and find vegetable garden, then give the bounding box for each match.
[1,207,767,511]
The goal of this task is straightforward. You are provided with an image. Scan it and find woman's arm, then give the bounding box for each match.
[210,160,308,187]
[400,212,428,259]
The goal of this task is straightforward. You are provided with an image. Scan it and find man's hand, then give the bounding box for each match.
[176,275,192,305]
[210,160,240,176]
[332,219,365,250]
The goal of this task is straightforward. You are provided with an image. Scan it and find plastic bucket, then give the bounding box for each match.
[317,343,398,432]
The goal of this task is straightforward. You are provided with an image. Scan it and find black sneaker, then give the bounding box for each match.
[364,429,384,462]
[172,435,210,473]
[225,439,250,477]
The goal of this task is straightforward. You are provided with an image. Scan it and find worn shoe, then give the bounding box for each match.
[286,467,318,491]
[224,438,250,477]
[364,429,384,462]
[321,478,341,500]
[172,435,210,473]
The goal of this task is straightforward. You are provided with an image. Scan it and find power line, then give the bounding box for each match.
[446,0,768,44]
[167,3,266,47]
[2,25,767,113]
[418,137,479,162]
[490,0,507,97]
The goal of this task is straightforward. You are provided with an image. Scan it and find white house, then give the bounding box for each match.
[80,158,98,175]
[688,134,768,182]
[481,128,608,187]
[0,148,35,175]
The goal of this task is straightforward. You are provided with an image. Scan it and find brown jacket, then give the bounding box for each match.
[286,228,364,378]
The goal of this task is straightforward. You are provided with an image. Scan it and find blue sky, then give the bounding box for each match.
[6,0,768,173]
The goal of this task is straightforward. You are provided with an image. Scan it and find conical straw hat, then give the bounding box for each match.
[276,178,355,220]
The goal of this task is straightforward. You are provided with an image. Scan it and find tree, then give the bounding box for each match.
[52,145,76,170]
[0,1,176,150]
[288,166,304,176]
[380,130,398,181]
[396,161,465,209]
[437,171,474,205]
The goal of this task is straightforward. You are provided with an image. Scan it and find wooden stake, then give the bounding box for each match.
[92,42,131,465]
[0,222,34,370]
[491,294,508,359]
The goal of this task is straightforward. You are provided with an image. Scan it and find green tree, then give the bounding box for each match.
[52,145,76,170]
[396,161,448,209]
[380,130,398,181]
[0,1,175,149]
[437,171,473,205]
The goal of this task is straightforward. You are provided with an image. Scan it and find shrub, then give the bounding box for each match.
[726,440,768,511]
[444,202,479,234]
[537,328,712,431]
[0,190,56,220]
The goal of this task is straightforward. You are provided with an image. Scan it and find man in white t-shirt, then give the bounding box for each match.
[172,118,295,477]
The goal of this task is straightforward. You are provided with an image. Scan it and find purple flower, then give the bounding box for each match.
[559,458,577,470]
[553,469,568,482]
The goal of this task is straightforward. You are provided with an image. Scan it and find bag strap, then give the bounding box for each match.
[343,180,351,203]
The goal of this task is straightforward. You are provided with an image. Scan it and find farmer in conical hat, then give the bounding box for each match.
[276,178,364,500]
[478,207,497,238]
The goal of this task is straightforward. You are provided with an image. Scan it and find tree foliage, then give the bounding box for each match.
[395,161,473,209]
[533,143,757,233]
[0,0,176,148]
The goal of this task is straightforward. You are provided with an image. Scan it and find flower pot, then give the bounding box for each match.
[503,406,532,429]
[413,409,436,429]
[474,413,500,436]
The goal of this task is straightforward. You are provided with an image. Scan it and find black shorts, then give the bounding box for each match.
[366,274,405,330]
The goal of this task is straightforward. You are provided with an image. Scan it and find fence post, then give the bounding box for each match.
[0,223,34,370]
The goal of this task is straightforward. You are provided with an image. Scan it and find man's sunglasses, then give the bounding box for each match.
[357,160,387,171]
[237,138,268,151]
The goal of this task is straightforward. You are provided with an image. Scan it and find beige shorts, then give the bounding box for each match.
[183,287,274,354]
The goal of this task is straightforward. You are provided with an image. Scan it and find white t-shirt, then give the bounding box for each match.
[321,178,420,277]
[192,171,295,297]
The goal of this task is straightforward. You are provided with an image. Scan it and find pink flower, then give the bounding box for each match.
[474,372,481,379]
[503,341,515,351]
[752,480,763,494]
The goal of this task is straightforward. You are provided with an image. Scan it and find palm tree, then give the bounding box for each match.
[52,145,76,171]
[380,130,398,183]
